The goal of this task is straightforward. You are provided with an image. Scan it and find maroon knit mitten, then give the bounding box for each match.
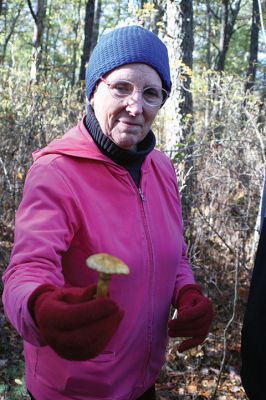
[28,284,124,360]
[168,284,213,352]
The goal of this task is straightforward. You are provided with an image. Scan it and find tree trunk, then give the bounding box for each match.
[79,0,101,85]
[90,0,101,55]
[27,0,47,82]
[153,0,193,149]
[206,0,212,69]
[71,0,82,87]
[152,0,194,225]
[179,0,193,126]
[215,0,242,72]
[217,0,229,71]
[43,0,52,79]
[0,3,23,64]
[79,0,95,82]
[245,0,260,93]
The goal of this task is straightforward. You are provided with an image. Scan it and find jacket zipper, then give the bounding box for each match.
[133,181,155,389]
[138,187,145,201]
[118,169,155,396]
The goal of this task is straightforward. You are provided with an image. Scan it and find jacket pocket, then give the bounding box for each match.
[64,351,119,398]
[28,345,126,398]
[33,346,70,391]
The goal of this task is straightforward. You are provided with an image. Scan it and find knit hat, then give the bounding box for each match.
[85,25,171,100]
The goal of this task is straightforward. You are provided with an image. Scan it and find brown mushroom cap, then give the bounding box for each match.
[86,253,130,275]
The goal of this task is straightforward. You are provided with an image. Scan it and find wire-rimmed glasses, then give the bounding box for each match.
[100,77,169,107]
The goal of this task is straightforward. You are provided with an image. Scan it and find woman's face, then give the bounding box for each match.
[90,63,162,151]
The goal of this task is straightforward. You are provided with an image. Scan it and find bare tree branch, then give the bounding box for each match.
[26,0,37,24]
[210,255,240,399]
[197,208,235,254]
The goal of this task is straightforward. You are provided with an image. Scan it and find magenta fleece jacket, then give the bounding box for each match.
[2,117,195,400]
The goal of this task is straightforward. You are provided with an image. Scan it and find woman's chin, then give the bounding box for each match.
[111,135,138,151]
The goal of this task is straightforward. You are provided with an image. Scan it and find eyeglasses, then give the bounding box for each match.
[100,78,169,107]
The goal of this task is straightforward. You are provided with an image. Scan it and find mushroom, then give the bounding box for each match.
[86,253,130,298]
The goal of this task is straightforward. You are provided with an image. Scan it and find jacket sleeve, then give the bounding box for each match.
[2,161,80,345]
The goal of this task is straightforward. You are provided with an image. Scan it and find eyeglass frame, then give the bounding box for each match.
[99,77,169,107]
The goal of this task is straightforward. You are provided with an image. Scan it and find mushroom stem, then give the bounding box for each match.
[96,272,111,298]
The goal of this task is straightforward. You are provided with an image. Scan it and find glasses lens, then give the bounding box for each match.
[109,81,134,98]
[161,88,168,104]
[143,87,168,106]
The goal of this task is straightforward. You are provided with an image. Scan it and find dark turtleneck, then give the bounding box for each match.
[85,106,156,187]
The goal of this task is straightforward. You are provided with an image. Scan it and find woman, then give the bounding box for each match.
[2,25,213,400]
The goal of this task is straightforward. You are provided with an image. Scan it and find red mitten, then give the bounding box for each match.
[168,284,213,352]
[28,284,124,361]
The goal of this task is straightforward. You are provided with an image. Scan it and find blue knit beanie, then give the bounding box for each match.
[85,25,171,100]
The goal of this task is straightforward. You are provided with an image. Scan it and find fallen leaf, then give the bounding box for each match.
[187,384,197,393]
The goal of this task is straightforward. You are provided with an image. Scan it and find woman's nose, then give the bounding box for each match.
[126,91,144,115]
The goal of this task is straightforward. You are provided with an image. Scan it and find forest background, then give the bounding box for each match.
[0,0,265,399]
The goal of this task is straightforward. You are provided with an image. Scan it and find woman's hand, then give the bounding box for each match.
[168,284,213,352]
[28,284,124,360]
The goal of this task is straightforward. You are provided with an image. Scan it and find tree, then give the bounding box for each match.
[27,0,47,82]
[0,1,24,64]
[71,0,82,86]
[245,0,260,93]
[90,0,101,53]
[179,0,193,125]
[79,0,95,82]
[193,0,251,76]
[79,0,101,83]
[206,0,212,69]
[215,0,242,72]
[151,0,193,148]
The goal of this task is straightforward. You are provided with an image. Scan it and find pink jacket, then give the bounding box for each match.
[3,117,195,400]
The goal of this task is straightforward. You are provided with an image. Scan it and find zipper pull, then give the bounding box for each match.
[138,187,145,201]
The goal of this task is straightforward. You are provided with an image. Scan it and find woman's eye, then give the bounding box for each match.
[113,82,132,95]
[144,88,160,98]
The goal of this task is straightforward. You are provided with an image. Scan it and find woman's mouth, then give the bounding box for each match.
[119,120,141,128]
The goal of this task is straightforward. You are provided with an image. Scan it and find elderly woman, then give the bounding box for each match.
[2,25,213,400]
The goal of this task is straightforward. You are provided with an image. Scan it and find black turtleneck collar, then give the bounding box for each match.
[84,105,156,186]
